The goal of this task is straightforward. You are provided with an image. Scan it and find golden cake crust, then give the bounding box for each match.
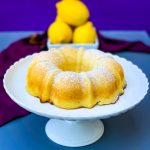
[26,47,126,109]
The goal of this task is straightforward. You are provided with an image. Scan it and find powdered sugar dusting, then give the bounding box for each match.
[79,72,89,89]
[54,71,80,85]
[36,61,57,72]
[34,51,50,60]
[87,67,115,83]
[86,49,112,59]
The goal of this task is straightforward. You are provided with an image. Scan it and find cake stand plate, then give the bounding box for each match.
[3,52,149,147]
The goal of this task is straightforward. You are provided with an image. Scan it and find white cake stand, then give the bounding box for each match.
[3,52,149,147]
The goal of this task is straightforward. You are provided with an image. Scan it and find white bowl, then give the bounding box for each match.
[47,38,99,49]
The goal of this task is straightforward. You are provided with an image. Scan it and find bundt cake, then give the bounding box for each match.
[26,46,126,109]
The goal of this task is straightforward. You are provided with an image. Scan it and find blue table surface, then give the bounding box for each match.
[0,31,150,150]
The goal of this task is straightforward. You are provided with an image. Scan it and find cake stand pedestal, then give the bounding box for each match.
[3,53,149,147]
[45,119,104,147]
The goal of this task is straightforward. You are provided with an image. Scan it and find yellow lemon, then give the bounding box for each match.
[55,15,63,22]
[56,0,90,26]
[73,21,97,43]
[47,19,73,44]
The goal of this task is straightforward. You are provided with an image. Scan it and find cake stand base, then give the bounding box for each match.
[45,119,104,147]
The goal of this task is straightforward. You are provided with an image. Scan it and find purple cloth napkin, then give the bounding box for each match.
[0,32,47,126]
[98,33,150,53]
[0,31,150,126]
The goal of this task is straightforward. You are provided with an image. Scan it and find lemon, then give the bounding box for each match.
[73,21,97,43]
[47,19,73,44]
[56,0,89,26]
[55,15,63,22]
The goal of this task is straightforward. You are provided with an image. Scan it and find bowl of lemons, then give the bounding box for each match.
[47,0,99,49]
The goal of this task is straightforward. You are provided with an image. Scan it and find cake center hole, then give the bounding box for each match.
[59,60,93,73]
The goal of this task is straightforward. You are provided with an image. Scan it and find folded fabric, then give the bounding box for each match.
[0,31,150,126]
[98,33,150,53]
[0,32,47,126]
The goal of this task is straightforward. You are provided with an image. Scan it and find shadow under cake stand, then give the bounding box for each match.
[3,52,149,147]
